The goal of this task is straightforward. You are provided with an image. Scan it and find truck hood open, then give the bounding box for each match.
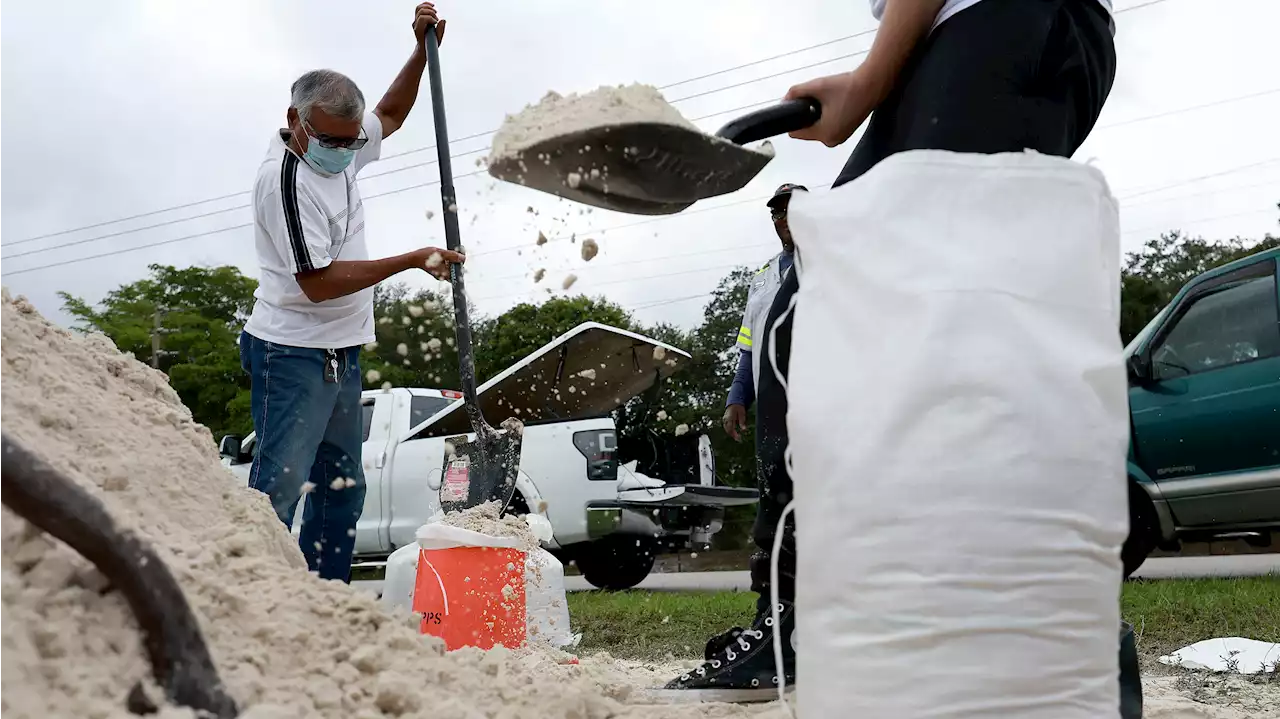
[403,322,690,441]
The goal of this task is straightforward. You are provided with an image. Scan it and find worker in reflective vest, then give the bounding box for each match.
[663,184,806,701]
[723,183,807,442]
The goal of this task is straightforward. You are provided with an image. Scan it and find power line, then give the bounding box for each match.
[477,241,777,285]
[1122,207,1278,235]
[1122,179,1280,209]
[669,50,869,104]
[4,32,879,248]
[1117,158,1280,201]
[0,0,1190,255]
[19,75,1259,266]
[1097,87,1280,130]
[0,0,1227,274]
[0,85,838,261]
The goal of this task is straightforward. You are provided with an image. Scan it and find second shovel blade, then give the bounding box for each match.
[488,122,774,214]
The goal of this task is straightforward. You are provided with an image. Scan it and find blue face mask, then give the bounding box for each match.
[297,119,357,175]
[302,140,355,176]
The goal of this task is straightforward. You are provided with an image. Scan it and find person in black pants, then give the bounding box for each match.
[665,0,1130,710]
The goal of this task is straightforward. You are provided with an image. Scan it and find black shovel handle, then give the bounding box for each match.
[424,25,486,433]
[715,98,822,146]
[0,433,238,718]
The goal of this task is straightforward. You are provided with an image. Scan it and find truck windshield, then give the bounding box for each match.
[1124,304,1170,357]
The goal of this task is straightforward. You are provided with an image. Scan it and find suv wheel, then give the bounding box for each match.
[577,536,657,591]
[1122,479,1160,579]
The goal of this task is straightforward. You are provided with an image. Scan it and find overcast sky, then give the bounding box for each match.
[3,0,1278,331]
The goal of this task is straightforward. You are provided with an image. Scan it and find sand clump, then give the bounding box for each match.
[438,501,539,554]
[0,290,787,719]
[580,238,600,262]
[490,84,696,162]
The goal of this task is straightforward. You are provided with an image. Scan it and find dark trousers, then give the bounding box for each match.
[751,0,1126,702]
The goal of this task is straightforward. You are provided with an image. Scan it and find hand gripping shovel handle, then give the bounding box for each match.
[715,98,822,145]
[424,25,484,433]
[0,433,238,717]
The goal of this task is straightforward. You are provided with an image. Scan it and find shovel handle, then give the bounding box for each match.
[715,98,821,146]
[424,24,485,432]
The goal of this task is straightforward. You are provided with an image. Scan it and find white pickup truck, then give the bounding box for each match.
[220,322,758,589]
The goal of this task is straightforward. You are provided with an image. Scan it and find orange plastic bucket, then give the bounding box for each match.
[412,546,527,650]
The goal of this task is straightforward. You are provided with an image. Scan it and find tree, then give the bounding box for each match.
[1120,221,1279,343]
[60,264,258,438]
[471,296,633,381]
[362,284,462,391]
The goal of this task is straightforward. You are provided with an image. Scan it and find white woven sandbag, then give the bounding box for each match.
[786,150,1128,717]
[380,529,575,648]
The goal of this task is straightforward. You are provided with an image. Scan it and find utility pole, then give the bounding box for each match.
[151,309,164,369]
[150,308,177,370]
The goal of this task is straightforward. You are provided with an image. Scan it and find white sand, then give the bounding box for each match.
[490,84,697,162]
[1,289,1271,719]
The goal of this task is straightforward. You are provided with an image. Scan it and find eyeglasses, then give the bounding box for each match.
[302,118,368,150]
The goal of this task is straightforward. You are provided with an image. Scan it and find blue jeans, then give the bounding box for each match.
[239,331,366,582]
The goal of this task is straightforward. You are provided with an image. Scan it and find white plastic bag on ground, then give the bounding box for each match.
[1159,637,1280,674]
[786,150,1129,717]
[380,522,576,648]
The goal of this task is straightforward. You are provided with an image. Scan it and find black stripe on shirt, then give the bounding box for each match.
[279,153,314,273]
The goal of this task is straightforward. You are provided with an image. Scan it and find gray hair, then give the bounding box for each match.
[290,69,365,122]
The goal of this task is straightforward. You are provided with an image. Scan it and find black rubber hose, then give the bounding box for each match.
[1,433,238,718]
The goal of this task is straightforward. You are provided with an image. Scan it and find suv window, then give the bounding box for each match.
[361,401,375,442]
[410,395,454,427]
[1152,271,1279,380]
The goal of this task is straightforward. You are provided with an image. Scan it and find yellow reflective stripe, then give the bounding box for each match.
[755,263,769,276]
[739,326,752,337]
[737,333,753,347]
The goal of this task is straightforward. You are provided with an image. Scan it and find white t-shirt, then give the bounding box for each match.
[243,111,384,349]
[870,0,1114,32]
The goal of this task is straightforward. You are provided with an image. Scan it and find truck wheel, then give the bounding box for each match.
[1122,479,1160,579]
[577,537,656,591]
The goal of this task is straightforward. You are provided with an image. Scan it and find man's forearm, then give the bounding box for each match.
[375,45,428,133]
[861,0,947,103]
[726,350,755,409]
[297,253,417,303]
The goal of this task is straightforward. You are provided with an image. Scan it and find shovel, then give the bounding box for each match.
[488,98,820,215]
[424,27,524,514]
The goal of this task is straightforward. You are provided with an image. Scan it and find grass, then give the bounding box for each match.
[567,577,1280,663]
[1123,577,1280,669]
[568,590,757,659]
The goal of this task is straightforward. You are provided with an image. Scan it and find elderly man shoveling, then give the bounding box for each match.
[240,3,463,583]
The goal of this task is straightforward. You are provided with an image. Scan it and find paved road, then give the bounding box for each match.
[355,554,1276,597]
[561,554,1278,592]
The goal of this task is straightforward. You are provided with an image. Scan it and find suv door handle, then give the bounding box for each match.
[374,451,386,470]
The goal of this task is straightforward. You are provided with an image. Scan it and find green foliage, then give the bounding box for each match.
[471,295,634,381]
[362,284,462,391]
[1120,227,1280,343]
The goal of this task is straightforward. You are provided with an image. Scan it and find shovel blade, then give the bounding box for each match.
[488,123,773,214]
[439,425,524,514]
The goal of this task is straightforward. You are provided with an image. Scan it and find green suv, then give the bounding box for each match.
[1122,246,1280,573]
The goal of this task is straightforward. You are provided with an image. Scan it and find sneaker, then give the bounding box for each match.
[653,602,796,703]
[704,625,746,661]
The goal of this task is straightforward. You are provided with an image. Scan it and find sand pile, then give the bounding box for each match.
[490,84,696,162]
[0,290,776,718]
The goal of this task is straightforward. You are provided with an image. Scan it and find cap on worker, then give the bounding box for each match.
[767,183,809,209]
